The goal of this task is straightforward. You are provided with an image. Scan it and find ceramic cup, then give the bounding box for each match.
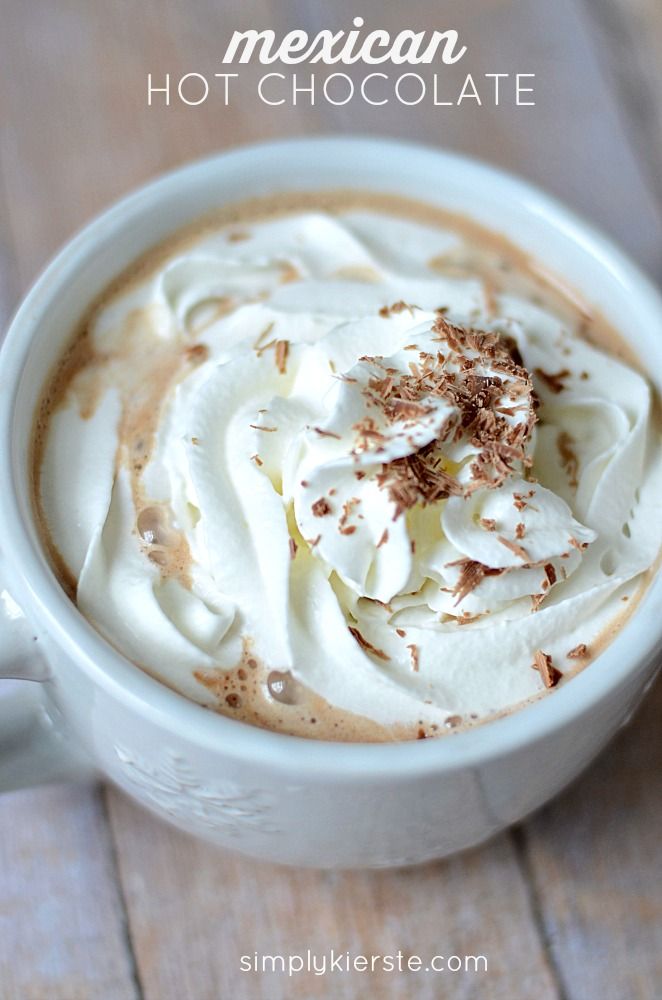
[1,137,661,868]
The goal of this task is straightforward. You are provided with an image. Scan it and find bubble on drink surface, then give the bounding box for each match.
[267,670,301,705]
[137,506,173,546]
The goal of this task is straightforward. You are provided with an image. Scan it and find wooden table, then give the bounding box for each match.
[1,2,661,997]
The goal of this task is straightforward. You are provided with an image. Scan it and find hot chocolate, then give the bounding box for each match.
[33,192,662,740]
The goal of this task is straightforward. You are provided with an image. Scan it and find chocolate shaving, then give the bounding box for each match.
[534,367,570,394]
[311,497,332,517]
[557,431,579,489]
[455,612,484,625]
[531,593,546,612]
[515,522,526,539]
[450,558,504,604]
[288,538,298,560]
[480,518,497,531]
[184,343,209,363]
[312,426,341,439]
[497,535,529,561]
[567,643,589,659]
[348,626,391,661]
[363,318,537,517]
[513,489,536,512]
[531,649,562,688]
[377,529,389,548]
[378,300,419,318]
[274,339,289,374]
[338,497,360,533]
[407,643,420,672]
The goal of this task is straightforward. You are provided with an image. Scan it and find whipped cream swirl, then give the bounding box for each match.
[39,203,662,733]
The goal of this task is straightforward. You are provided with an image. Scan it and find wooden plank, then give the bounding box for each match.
[519,676,662,1000]
[106,788,560,1000]
[0,784,140,1000]
[518,7,662,997]
[0,8,147,999]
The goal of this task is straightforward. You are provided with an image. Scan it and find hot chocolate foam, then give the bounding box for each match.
[34,192,662,740]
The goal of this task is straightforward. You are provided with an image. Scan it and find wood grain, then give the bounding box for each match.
[0,1,661,998]
[105,788,559,1000]
[0,785,138,1000]
[517,678,662,1000]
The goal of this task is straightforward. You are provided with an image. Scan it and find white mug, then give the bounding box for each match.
[1,138,661,868]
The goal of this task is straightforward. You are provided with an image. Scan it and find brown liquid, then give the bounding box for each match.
[32,191,656,741]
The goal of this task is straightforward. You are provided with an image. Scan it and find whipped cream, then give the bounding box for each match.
[38,198,662,736]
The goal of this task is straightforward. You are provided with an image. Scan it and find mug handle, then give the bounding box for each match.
[0,572,95,792]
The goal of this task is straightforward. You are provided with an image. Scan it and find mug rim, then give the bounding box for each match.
[1,134,662,776]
